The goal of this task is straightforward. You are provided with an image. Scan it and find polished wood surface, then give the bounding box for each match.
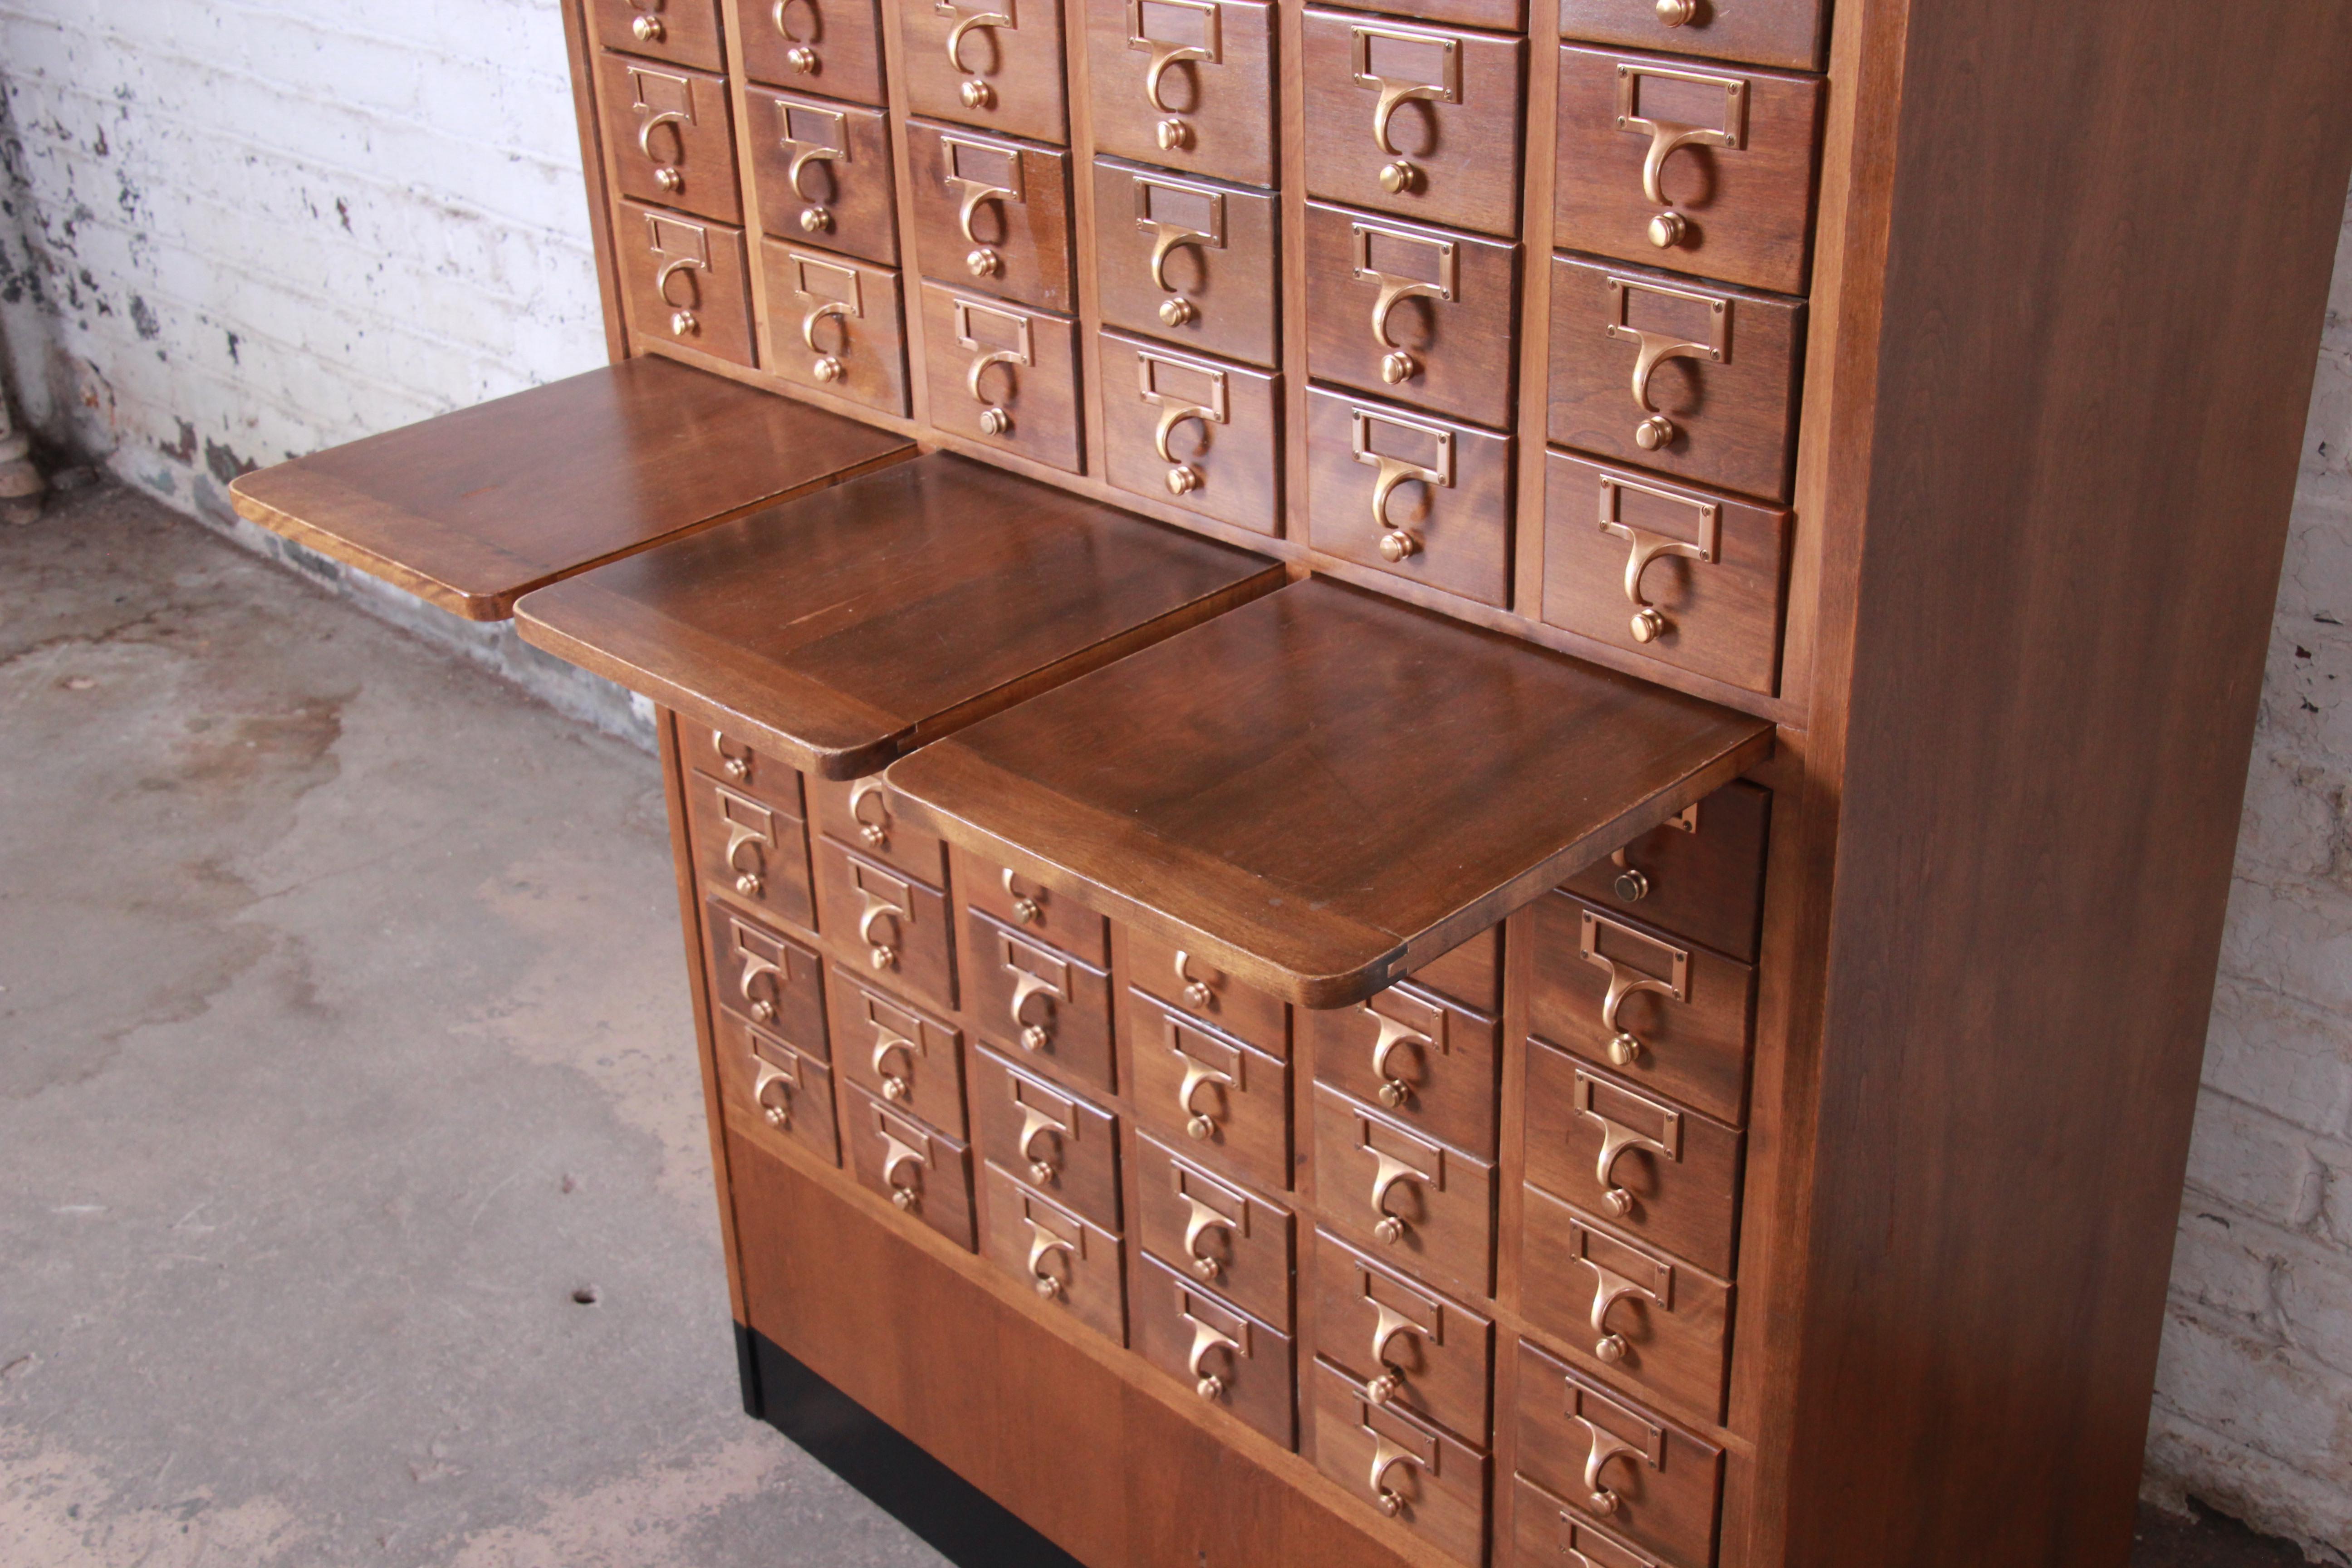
[1306,1359,1491,1565]
[595,51,744,223]
[1516,1339,1723,1568]
[1128,992,1294,1191]
[965,845,1113,963]
[1519,1188,1732,1426]
[1555,0,1825,72]
[615,197,763,367]
[1094,159,1281,369]
[1086,0,1279,189]
[515,452,1284,777]
[1314,1227,1496,1443]
[745,89,899,264]
[1303,204,1520,431]
[228,358,911,621]
[1306,388,1515,608]
[759,242,911,414]
[899,0,1072,143]
[919,282,1086,470]
[886,579,1773,1007]
[907,120,1078,314]
[1133,1129,1295,1326]
[1558,777,1770,964]
[738,0,888,102]
[1306,981,1501,1160]
[1098,332,1284,534]
[971,1042,1124,1226]
[590,0,726,72]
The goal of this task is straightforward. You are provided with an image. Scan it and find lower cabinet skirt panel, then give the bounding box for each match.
[726,1128,1430,1568]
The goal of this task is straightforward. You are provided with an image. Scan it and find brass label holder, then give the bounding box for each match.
[1597,469,1721,645]
[1351,405,1455,566]
[1604,274,1730,453]
[777,99,851,234]
[1352,220,1456,387]
[1613,62,1747,251]
[1578,907,1690,1068]
[1137,344,1230,497]
[953,295,1035,437]
[1129,0,1223,150]
[1350,21,1461,194]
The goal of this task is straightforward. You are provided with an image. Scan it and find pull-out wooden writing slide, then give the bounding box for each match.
[228,357,913,621]
[514,452,1287,777]
[884,578,1774,1007]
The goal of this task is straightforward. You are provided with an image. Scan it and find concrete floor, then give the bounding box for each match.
[0,482,2313,1567]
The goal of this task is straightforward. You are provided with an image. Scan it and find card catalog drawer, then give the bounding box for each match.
[1558,0,1825,73]
[717,1009,841,1166]
[919,285,1084,473]
[1088,0,1277,188]
[1553,46,1825,298]
[1301,11,1526,240]
[705,897,828,1046]
[591,0,724,73]
[1101,335,1282,534]
[972,1043,1122,1228]
[1314,1229,1494,1443]
[747,90,897,265]
[827,964,969,1137]
[1510,1473,1670,1568]
[845,1081,977,1249]
[686,725,799,812]
[981,1160,1126,1341]
[901,0,1070,143]
[1313,1083,1496,1299]
[1130,992,1293,1193]
[1309,1359,1490,1563]
[1134,1130,1294,1328]
[1411,926,1502,1014]
[1124,923,1289,1059]
[1524,1040,1741,1278]
[1306,389,1513,609]
[961,847,1110,965]
[1096,160,1279,368]
[909,122,1076,314]
[1305,205,1518,431]
[686,765,816,928]
[808,774,948,883]
[1543,451,1790,695]
[762,244,911,417]
[596,54,740,224]
[1559,779,1769,963]
[969,909,1116,1093]
[1136,1250,1295,1446]
[1516,1341,1722,1568]
[815,836,958,1012]
[741,0,888,103]
[1548,253,1803,505]
[1529,894,1756,1127]
[1521,1189,1732,1425]
[1308,979,1500,1160]
[616,200,757,368]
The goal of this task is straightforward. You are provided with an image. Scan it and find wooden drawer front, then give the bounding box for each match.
[1558,0,1824,73]
[909,123,1076,314]
[1510,1474,1669,1568]
[1529,894,1755,1127]
[1547,252,1803,504]
[1134,1130,1294,1328]
[706,897,828,1046]
[1130,993,1293,1192]
[1101,334,1282,534]
[971,1044,1122,1228]
[596,54,741,224]
[686,725,800,812]
[900,0,1070,144]
[747,91,897,264]
[969,910,1117,1093]
[980,1161,1126,1342]
[845,1082,978,1249]
[686,768,814,927]
[1308,980,1500,1160]
[1308,1359,1490,1563]
[808,774,948,883]
[1096,161,1279,368]
[1410,926,1503,1014]
[717,1009,841,1166]
[1300,11,1526,240]
[814,836,959,1011]
[616,200,758,367]
[1516,1341,1722,1568]
[741,0,888,103]
[1134,1250,1296,1447]
[1543,452,1790,695]
[1553,46,1824,298]
[1521,1189,1731,1424]
[827,965,969,1137]
[1304,206,1518,431]
[1314,1229,1493,1443]
[918,284,1084,472]
[1524,1040,1740,1278]
[591,0,724,73]
[962,848,1110,965]
[1559,779,1769,964]
[1312,1083,1496,1298]
[1348,0,1523,34]
[1087,0,1277,188]
[762,244,910,416]
[1305,389,1513,609]
[1125,923,1289,1059]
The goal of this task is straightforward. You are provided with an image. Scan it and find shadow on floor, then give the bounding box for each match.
[2135,1499,2323,1567]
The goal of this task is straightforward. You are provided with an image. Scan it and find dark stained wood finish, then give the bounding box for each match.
[228,358,910,622]
[827,961,970,1134]
[907,121,1078,313]
[980,1159,1129,1341]
[515,452,1284,778]
[1129,992,1294,1192]
[1306,389,1514,608]
[1133,1129,1295,1328]
[614,197,761,366]
[1307,1359,1491,1566]
[1558,777,1770,963]
[1553,46,1824,297]
[705,896,830,1046]
[919,282,1086,471]
[809,772,948,881]
[900,0,1072,143]
[715,1009,843,1165]
[884,579,1774,1007]
[970,909,1118,1091]
[594,52,743,223]
[1508,1474,1662,1568]
[590,0,726,72]
[1347,0,1521,34]
[972,1042,1124,1227]
[1314,1229,1495,1444]
[1133,1249,1298,1448]
[1547,251,1804,505]
[1307,980,1501,1160]
[1557,0,1824,72]
[843,1079,979,1248]
[1303,204,1519,432]
[739,0,889,102]
[1519,1189,1732,1426]
[1516,1340,1722,1568]
[1086,0,1279,189]
[816,835,960,1010]
[962,843,1112,964]
[1124,922,1291,1058]
[746,91,899,264]
[1410,927,1503,1015]
[685,765,818,927]
[684,724,807,816]
[1095,160,1280,369]
[1299,11,1525,240]
[1100,332,1283,535]
[1313,1083,1497,1301]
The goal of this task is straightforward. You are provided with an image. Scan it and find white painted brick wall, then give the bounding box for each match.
[4,1,2351,1555]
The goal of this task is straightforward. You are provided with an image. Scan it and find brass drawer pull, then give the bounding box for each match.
[943,135,1024,277]
[1138,347,1230,496]
[940,0,1017,108]
[878,1127,928,1211]
[869,1024,918,1102]
[955,297,1033,437]
[712,732,753,782]
[1128,0,1223,150]
[1133,174,1226,327]
[1578,908,1690,1067]
[771,0,822,74]
[1176,1165,1247,1281]
[1365,997,1443,1109]
[1008,969,1061,1050]
[718,788,773,896]
[628,65,695,192]
[1353,220,1455,386]
[1173,948,1220,1009]
[1571,1415,1646,1517]
[1173,1039,1238,1140]
[1350,23,1461,196]
[1367,1144,1431,1245]
[1575,1067,1682,1219]
[1183,1295,1247,1399]
[632,6,668,44]
[1024,1208,1083,1298]
[1352,406,1454,565]
[1001,865,1046,925]
[1015,1092,1072,1183]
[1367,1431,1422,1517]
[848,778,892,848]
[801,300,853,384]
[1604,274,1731,452]
[1362,1273,1442,1403]
[1598,472,1720,644]
[750,1059,797,1129]
[778,102,850,234]
[645,211,712,338]
[856,888,905,971]
[1572,1224,1674,1365]
[1615,63,1746,251]
[732,935,784,1024]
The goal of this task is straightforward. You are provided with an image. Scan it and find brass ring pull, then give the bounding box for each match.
[1367,1010,1427,1109]
[1000,866,1044,925]
[788,142,840,202]
[1143,38,1214,112]
[750,1063,794,1128]
[1367,1298,1418,1401]
[1149,223,1214,293]
[1367,274,1446,385]
[1008,969,1058,1050]
[1154,402,1214,466]
[801,299,851,353]
[848,779,892,848]
[1580,1255,1658,1365]
[966,346,1022,406]
[945,10,1014,73]
[773,0,822,73]
[1186,1311,1240,1396]
[879,1132,926,1210]
[1172,949,1218,1009]
[1371,78,1445,158]
[956,177,1015,245]
[1016,1101,1066,1177]
[869,1027,916,1103]
[1025,1225,1073,1298]
[1367,450,1443,553]
[1180,1191,1232,1278]
[856,893,902,971]
[1623,328,1713,436]
[1597,963,1676,1065]
[1368,1435,1418,1517]
[1621,528,1706,644]
[1638,119,1735,207]
[735,950,783,1012]
[636,108,689,162]
[722,816,769,880]
[1572,1416,1642,1517]
[1367,1147,1428,1245]
[1176,1049,1234,1141]
[1579,1084,1679,1219]
[653,256,705,309]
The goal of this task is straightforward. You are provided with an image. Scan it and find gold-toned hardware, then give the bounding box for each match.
[1186,1303,1242,1396]
[648,217,712,341]
[955,296,1033,437]
[654,256,705,309]
[979,407,1014,436]
[879,1128,926,1211]
[1376,529,1417,563]
[960,78,995,108]
[1378,160,1416,196]
[1133,173,1225,333]
[1605,274,1730,454]
[787,42,819,71]
[892,1187,918,1210]
[773,0,823,73]
[633,13,666,42]
[857,888,904,973]
[780,102,849,238]
[1130,0,1222,115]
[1579,908,1688,1073]
[735,871,764,896]
[713,732,753,783]
[1035,1274,1063,1299]
[721,758,750,782]
[1158,118,1192,151]
[1177,1166,1245,1279]
[1137,345,1230,500]
[1352,406,1453,565]
[630,67,696,165]
[1375,1488,1403,1517]
[1656,0,1697,22]
[719,789,773,891]
[800,297,856,386]
[1173,949,1219,1010]
[881,1075,908,1101]
[1351,24,1461,197]
[941,0,1017,88]
[848,779,891,849]
[1609,848,1651,904]
[1573,1416,1640,1516]
[1647,211,1687,250]
[1372,1215,1404,1245]
[1598,470,1720,645]
[749,998,776,1023]
[1025,1220,1075,1300]
[1175,1041,1235,1142]
[1017,1112,1064,1182]
[800,207,833,234]
[655,166,685,194]
[944,134,1022,282]
[1157,297,1196,328]
[734,936,784,1023]
[752,1062,795,1128]
[1366,1425,1425,1520]
[1616,64,1745,255]
[1367,1370,1402,1403]
[1353,220,1455,387]
[1000,866,1044,926]
[1029,1159,1057,1183]
[1368,1007,1429,1110]
[1364,1118,1436,1245]
[966,246,1002,276]
[870,1024,917,1106]
[669,309,699,337]
[1572,1222,1672,1366]
[809,354,843,382]
[1008,968,1059,1052]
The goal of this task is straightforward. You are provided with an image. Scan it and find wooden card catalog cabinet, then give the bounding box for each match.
[225,3,2352,1565]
